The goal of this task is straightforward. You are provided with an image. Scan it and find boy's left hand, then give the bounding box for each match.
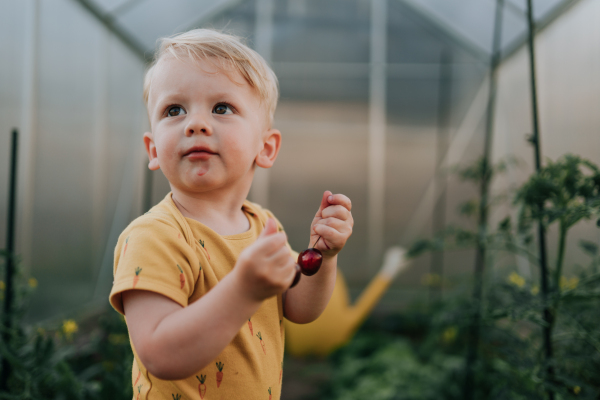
[309,191,353,258]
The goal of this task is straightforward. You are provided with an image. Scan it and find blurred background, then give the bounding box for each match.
[1,0,600,398]
[1,0,598,322]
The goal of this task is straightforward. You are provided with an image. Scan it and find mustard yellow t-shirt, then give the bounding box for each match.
[110,193,289,400]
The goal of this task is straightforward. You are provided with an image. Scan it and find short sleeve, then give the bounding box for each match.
[109,216,199,315]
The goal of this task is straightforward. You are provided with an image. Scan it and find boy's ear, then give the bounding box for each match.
[255,128,282,169]
[143,132,160,171]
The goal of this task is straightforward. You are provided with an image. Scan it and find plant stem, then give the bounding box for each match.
[1,129,19,391]
[430,47,452,303]
[312,236,321,249]
[464,2,504,399]
[525,0,554,397]
[554,221,567,296]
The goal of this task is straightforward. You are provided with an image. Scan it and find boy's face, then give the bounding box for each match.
[144,55,280,197]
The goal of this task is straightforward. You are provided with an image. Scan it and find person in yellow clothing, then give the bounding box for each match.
[109,29,353,400]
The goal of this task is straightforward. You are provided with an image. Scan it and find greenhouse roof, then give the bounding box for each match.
[76,0,578,64]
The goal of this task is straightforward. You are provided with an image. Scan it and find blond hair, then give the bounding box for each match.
[143,29,279,125]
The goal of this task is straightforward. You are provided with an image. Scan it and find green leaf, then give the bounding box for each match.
[579,240,598,256]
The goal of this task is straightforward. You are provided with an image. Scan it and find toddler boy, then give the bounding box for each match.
[109,29,353,400]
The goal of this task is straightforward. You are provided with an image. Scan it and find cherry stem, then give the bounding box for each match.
[312,236,322,249]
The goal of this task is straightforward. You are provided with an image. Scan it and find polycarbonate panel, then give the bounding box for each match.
[491,0,600,274]
[116,0,243,51]
[90,35,148,303]
[388,0,447,64]
[271,0,370,63]
[16,0,146,322]
[400,0,570,56]
[0,1,27,255]
[26,0,105,320]
[91,0,130,13]
[269,99,370,287]
[199,1,256,45]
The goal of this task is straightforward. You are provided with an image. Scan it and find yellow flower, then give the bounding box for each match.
[62,319,78,338]
[531,285,539,295]
[560,276,578,291]
[0,281,5,290]
[103,361,115,372]
[108,333,129,345]
[508,272,525,288]
[573,386,581,395]
[421,273,442,287]
[442,326,457,344]
[28,278,38,288]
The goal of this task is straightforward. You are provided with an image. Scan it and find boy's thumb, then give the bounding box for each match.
[260,218,278,238]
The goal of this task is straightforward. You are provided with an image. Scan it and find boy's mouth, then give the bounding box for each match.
[183,146,216,159]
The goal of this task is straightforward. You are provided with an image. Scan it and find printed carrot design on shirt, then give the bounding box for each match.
[133,267,142,288]
[279,361,283,383]
[216,362,224,388]
[172,394,181,400]
[134,367,141,385]
[177,264,185,289]
[268,387,272,400]
[248,318,253,335]
[256,332,266,354]
[136,385,142,400]
[124,236,130,256]
[196,375,206,399]
[198,239,211,260]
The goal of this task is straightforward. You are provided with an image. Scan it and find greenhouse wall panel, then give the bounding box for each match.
[492,0,600,278]
[0,1,28,255]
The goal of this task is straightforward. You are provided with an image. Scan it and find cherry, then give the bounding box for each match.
[290,264,302,288]
[297,237,323,276]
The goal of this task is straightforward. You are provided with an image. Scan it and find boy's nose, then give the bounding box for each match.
[185,114,212,136]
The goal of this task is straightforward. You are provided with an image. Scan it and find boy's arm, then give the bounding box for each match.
[123,219,296,381]
[283,191,353,323]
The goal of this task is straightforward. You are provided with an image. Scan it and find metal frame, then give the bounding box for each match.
[501,0,582,62]
[368,0,388,267]
[249,0,275,208]
[71,0,150,62]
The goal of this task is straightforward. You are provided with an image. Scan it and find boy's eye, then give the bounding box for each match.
[167,106,186,117]
[213,104,233,115]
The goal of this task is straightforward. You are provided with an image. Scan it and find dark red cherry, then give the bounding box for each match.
[297,248,323,276]
[290,264,302,288]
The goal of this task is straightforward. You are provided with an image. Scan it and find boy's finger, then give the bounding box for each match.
[314,218,352,234]
[315,190,333,217]
[254,231,287,256]
[327,194,352,211]
[313,224,345,249]
[321,205,353,222]
[260,218,278,238]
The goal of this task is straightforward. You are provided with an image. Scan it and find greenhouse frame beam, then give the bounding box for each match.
[368,0,387,266]
[109,0,147,16]
[71,0,151,63]
[272,61,482,79]
[500,0,582,62]
[248,0,275,208]
[397,0,490,64]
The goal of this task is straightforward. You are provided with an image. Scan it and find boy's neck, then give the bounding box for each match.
[170,186,251,236]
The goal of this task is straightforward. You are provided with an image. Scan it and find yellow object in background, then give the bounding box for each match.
[285,247,409,357]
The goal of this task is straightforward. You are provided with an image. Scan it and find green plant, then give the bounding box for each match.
[0,253,134,399]
[406,154,600,398]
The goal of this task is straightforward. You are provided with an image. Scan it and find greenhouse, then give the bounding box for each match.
[0,0,599,398]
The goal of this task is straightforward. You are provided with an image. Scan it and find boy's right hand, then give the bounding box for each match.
[234,218,297,302]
